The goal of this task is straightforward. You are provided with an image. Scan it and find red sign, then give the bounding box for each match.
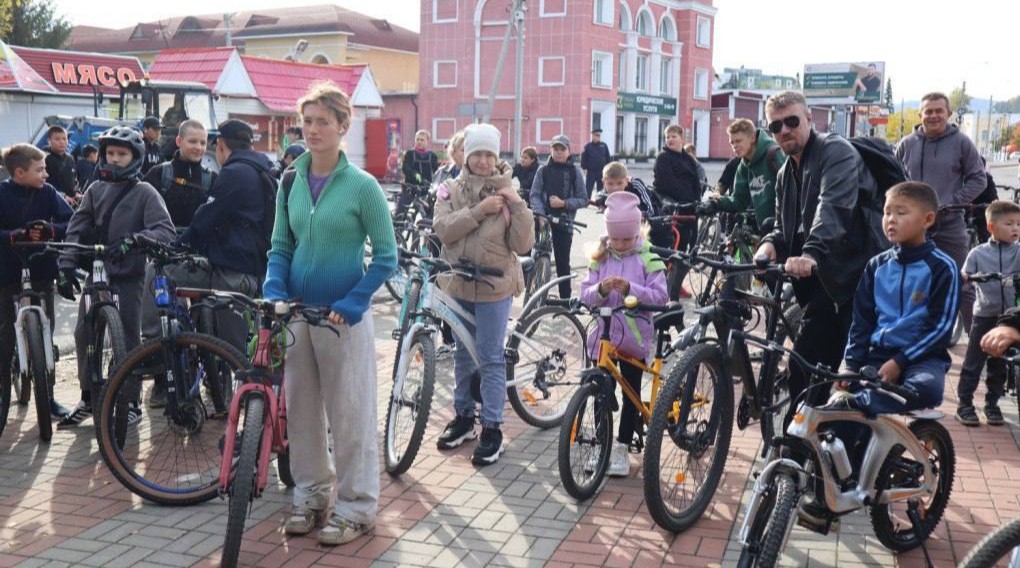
[51,62,137,88]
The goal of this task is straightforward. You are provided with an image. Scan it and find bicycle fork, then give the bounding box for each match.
[14,305,54,378]
[218,384,280,498]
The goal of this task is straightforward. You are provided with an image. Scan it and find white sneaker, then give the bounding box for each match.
[608,442,630,477]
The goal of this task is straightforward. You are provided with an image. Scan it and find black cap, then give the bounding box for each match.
[591,128,603,134]
[218,119,253,145]
[141,116,162,130]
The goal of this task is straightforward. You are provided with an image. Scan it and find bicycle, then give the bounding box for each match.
[5,243,62,441]
[648,200,715,301]
[49,242,128,421]
[642,249,802,532]
[958,515,1020,568]
[522,213,587,306]
[95,244,253,506]
[556,296,688,504]
[735,337,954,568]
[216,296,331,568]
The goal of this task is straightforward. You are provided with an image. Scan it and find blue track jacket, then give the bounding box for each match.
[844,241,960,371]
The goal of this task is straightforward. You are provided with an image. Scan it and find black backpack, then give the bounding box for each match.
[847,136,908,209]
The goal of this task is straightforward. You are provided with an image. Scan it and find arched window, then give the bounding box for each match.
[636,9,653,36]
[310,53,331,65]
[617,1,631,31]
[659,15,676,41]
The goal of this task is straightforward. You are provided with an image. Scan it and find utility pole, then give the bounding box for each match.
[484,0,523,126]
[224,13,234,47]
[512,1,526,160]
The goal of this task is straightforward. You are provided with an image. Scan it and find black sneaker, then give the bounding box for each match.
[955,404,980,426]
[50,399,71,420]
[984,405,1005,426]
[471,427,505,466]
[437,415,476,450]
[127,404,143,426]
[57,400,92,428]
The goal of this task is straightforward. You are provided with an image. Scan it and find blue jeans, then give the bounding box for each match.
[453,297,512,429]
[850,358,948,415]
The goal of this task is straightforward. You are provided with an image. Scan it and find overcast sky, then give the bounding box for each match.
[53,0,1019,104]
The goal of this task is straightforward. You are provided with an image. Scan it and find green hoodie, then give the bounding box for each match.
[717,128,785,229]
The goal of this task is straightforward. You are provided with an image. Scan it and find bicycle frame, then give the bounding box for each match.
[13,266,55,381]
[591,337,664,423]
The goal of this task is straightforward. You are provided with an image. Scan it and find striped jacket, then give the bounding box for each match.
[844,241,960,370]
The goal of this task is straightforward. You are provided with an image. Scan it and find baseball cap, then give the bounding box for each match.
[551,134,571,149]
[141,116,162,130]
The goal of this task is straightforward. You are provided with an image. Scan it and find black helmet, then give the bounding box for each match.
[97,126,145,181]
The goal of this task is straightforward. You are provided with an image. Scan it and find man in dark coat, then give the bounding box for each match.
[580,128,611,199]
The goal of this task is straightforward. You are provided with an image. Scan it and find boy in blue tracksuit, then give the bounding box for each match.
[837,181,960,415]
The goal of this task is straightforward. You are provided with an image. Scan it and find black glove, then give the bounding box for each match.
[107,235,137,262]
[8,228,28,244]
[25,220,54,242]
[57,268,81,301]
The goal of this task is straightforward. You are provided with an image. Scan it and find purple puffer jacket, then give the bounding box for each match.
[580,238,668,361]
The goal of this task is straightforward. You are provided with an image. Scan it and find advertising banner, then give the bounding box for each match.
[804,62,885,103]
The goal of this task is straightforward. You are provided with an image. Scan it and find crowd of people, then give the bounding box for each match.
[2,83,1019,550]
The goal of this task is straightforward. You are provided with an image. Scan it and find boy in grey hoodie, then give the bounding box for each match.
[56,126,175,427]
[957,200,1020,427]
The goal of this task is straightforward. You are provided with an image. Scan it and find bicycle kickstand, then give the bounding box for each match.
[906,500,936,568]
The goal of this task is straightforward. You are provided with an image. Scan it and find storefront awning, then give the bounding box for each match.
[0,40,59,94]
[11,45,144,96]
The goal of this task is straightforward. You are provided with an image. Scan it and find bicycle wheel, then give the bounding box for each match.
[384,233,411,301]
[736,472,799,568]
[558,381,612,501]
[506,306,588,429]
[959,515,1020,568]
[383,330,436,475]
[96,332,249,505]
[91,305,128,404]
[870,419,955,552]
[948,315,965,348]
[25,312,52,442]
[0,354,11,439]
[643,342,733,532]
[697,216,722,252]
[758,304,803,447]
[277,450,295,487]
[393,279,423,348]
[197,308,232,416]
[523,254,553,306]
[222,394,265,568]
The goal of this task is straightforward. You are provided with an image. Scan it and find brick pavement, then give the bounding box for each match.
[4,281,1020,567]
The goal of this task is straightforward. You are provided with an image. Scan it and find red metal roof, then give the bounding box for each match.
[10,45,144,96]
[148,47,235,90]
[0,41,58,94]
[240,55,367,112]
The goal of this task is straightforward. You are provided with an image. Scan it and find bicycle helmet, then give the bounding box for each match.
[97,126,145,181]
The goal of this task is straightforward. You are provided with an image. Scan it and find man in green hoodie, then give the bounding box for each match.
[709,118,784,233]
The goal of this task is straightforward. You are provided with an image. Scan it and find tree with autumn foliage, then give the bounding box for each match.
[886,107,922,144]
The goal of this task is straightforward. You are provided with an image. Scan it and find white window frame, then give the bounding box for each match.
[432,0,458,24]
[617,1,631,31]
[636,8,654,36]
[433,60,458,88]
[659,14,676,41]
[618,50,626,89]
[694,67,709,100]
[635,54,649,93]
[432,118,457,143]
[539,56,566,87]
[659,58,672,96]
[593,0,613,26]
[591,51,613,89]
[696,16,712,48]
[536,118,565,144]
[540,0,567,17]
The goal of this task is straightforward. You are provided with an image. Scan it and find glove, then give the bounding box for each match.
[25,220,54,242]
[57,268,81,301]
[107,235,137,262]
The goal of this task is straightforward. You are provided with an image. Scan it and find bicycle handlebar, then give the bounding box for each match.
[534,212,587,229]
[968,271,1020,283]
[398,248,504,278]
[649,246,790,276]
[939,203,988,213]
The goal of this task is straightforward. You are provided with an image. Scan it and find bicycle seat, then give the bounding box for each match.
[653,304,685,331]
[519,256,534,272]
[903,408,944,420]
[416,218,433,229]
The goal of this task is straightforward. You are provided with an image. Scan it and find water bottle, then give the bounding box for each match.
[820,431,853,482]
[154,275,171,308]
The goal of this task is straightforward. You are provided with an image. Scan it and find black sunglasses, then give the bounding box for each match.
[767,115,801,134]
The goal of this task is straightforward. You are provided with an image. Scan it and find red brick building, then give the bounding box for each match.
[419,0,716,157]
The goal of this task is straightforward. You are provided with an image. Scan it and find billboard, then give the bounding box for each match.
[803,62,885,103]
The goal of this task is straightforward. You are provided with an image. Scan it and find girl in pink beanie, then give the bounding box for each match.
[579,191,668,477]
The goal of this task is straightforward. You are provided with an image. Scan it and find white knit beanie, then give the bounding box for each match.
[464,123,501,158]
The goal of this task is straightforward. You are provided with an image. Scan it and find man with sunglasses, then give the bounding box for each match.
[755,90,887,424]
[895,92,985,335]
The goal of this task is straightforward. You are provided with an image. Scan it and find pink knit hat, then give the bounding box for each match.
[604,192,641,239]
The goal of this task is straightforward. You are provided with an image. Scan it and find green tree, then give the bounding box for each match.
[886,107,921,144]
[1,0,71,49]
[949,86,971,114]
[884,77,894,111]
[993,96,1020,113]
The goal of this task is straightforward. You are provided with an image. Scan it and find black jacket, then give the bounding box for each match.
[142,139,163,175]
[580,141,611,173]
[763,131,888,306]
[653,147,701,203]
[142,152,217,228]
[512,161,538,193]
[180,149,273,277]
[45,152,77,197]
[0,181,73,286]
[401,149,438,186]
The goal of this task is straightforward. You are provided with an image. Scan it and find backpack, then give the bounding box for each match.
[160,162,213,194]
[281,168,297,242]
[847,136,908,209]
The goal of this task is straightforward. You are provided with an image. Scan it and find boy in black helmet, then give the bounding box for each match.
[56,126,175,427]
